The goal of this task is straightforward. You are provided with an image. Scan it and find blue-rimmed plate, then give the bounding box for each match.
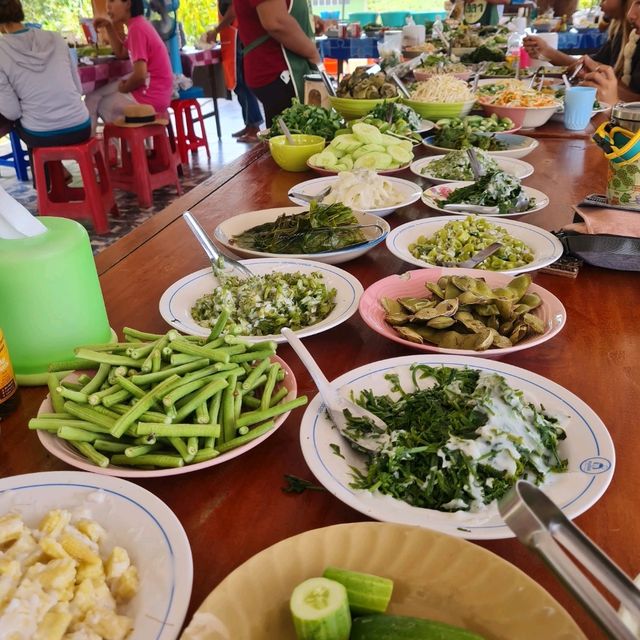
[214,206,391,262]
[159,258,364,341]
[299,355,614,540]
[0,471,193,639]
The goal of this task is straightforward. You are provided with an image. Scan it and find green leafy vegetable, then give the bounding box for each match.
[460,45,506,63]
[346,365,567,512]
[230,202,367,254]
[268,99,344,140]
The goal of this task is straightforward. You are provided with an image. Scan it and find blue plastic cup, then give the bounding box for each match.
[564,86,597,130]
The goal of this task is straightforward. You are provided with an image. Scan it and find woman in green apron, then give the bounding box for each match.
[234,0,321,127]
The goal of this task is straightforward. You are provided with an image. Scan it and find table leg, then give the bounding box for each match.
[207,64,222,140]
[10,131,30,182]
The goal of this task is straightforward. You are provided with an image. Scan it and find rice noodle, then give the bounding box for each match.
[409,76,474,103]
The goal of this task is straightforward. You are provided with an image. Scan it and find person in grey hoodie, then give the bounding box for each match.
[0,0,91,148]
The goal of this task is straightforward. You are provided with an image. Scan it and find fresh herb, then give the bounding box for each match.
[230,201,367,254]
[460,45,505,64]
[346,365,567,512]
[433,126,508,151]
[330,443,345,459]
[268,99,344,140]
[282,474,326,494]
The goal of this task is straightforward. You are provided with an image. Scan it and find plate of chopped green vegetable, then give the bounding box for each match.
[411,151,534,183]
[422,133,539,159]
[214,205,390,264]
[385,215,563,274]
[159,258,364,341]
[299,355,614,539]
[422,180,549,217]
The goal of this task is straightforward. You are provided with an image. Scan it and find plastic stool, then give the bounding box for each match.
[32,137,118,235]
[103,122,182,208]
[171,98,211,165]
[0,131,30,181]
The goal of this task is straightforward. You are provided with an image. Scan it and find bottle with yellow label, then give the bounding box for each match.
[0,328,19,418]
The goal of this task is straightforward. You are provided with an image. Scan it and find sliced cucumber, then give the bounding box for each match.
[290,577,351,640]
[322,567,393,615]
[350,614,486,640]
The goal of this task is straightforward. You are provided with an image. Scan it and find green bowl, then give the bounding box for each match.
[329,96,399,121]
[401,98,476,120]
[269,134,326,172]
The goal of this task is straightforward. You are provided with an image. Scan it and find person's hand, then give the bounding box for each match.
[522,35,554,60]
[580,58,619,105]
[117,79,128,93]
[93,16,112,30]
[205,27,218,43]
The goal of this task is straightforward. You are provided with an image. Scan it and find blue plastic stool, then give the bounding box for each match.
[178,86,205,100]
[0,131,30,182]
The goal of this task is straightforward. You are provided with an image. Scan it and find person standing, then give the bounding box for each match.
[0,0,90,148]
[207,0,263,143]
[233,0,320,127]
[87,0,173,132]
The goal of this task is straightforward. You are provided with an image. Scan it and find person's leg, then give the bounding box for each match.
[97,90,138,125]
[250,74,296,129]
[234,49,264,143]
[85,81,121,133]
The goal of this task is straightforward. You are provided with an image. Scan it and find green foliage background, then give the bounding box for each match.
[23,0,218,45]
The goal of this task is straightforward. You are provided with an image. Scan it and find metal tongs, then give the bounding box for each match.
[389,72,411,99]
[528,66,546,91]
[316,62,337,97]
[499,480,640,639]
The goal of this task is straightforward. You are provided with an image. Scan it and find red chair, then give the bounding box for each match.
[103,122,182,208]
[171,98,211,165]
[32,137,118,235]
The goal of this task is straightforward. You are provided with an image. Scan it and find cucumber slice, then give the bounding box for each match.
[290,577,351,640]
[322,567,393,615]
[350,614,487,640]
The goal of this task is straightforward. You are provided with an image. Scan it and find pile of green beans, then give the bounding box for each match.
[31,326,307,470]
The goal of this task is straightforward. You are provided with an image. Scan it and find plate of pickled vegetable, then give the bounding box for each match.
[298,355,614,540]
[358,268,566,356]
[180,522,586,639]
[385,215,564,274]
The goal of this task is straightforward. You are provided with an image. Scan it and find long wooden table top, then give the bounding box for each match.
[3,126,639,639]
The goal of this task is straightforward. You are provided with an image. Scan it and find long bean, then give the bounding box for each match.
[170,340,231,364]
[235,396,308,428]
[71,442,110,467]
[130,358,208,386]
[110,454,185,468]
[174,378,229,423]
[47,373,66,414]
[260,363,281,411]
[221,373,238,443]
[57,426,100,442]
[241,357,271,391]
[48,358,95,372]
[123,327,165,342]
[80,362,111,395]
[216,420,276,453]
[75,348,141,368]
[135,423,220,438]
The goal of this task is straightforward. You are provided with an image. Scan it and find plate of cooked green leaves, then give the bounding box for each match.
[299,354,614,539]
[159,258,363,341]
[214,205,390,264]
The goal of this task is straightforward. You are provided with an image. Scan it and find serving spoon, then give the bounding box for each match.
[281,328,390,452]
[277,117,296,145]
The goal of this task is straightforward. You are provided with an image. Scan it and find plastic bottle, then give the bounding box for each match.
[506,31,522,70]
[0,328,19,419]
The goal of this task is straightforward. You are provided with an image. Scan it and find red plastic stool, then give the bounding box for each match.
[171,98,211,165]
[103,122,182,208]
[32,137,118,235]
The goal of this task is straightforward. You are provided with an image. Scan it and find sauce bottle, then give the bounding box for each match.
[0,328,19,418]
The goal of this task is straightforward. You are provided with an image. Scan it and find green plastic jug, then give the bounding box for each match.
[0,217,112,385]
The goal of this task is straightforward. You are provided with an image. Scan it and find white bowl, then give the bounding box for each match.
[287,176,422,217]
[411,154,534,183]
[480,103,560,129]
[422,133,540,159]
[214,206,390,264]
[385,215,564,274]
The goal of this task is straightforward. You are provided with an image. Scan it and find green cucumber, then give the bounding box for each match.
[322,567,393,615]
[350,614,486,640]
[290,577,351,640]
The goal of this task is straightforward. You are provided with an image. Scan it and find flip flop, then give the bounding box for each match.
[237,134,260,143]
[232,127,248,138]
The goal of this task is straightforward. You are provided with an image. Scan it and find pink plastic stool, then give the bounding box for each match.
[171,98,211,164]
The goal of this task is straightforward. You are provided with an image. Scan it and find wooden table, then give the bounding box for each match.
[2,126,639,640]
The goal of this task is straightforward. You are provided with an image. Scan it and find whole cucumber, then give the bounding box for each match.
[350,614,486,640]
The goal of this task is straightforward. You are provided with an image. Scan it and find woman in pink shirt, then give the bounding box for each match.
[86,0,173,132]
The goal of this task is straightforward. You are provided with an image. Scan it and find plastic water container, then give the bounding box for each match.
[320,11,340,20]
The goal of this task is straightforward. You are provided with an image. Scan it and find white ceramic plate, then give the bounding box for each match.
[385,216,564,275]
[159,259,363,341]
[422,182,549,217]
[287,177,422,217]
[422,133,540,159]
[214,207,390,265]
[36,357,297,478]
[358,267,566,356]
[299,355,615,540]
[411,154,534,183]
[0,471,193,639]
[180,522,585,640]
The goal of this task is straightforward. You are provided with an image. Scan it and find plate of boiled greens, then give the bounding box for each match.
[421,174,549,217]
[287,170,422,217]
[422,133,540,159]
[411,149,534,183]
[299,355,614,540]
[159,258,363,341]
[385,215,564,275]
[358,268,566,356]
[214,204,390,264]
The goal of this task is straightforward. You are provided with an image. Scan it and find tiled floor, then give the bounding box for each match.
[0,95,261,254]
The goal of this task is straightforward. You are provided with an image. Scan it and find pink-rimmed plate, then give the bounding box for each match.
[358,267,566,356]
[36,355,298,478]
[306,159,412,176]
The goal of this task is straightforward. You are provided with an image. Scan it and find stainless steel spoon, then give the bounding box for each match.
[183,211,253,278]
[281,327,390,452]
